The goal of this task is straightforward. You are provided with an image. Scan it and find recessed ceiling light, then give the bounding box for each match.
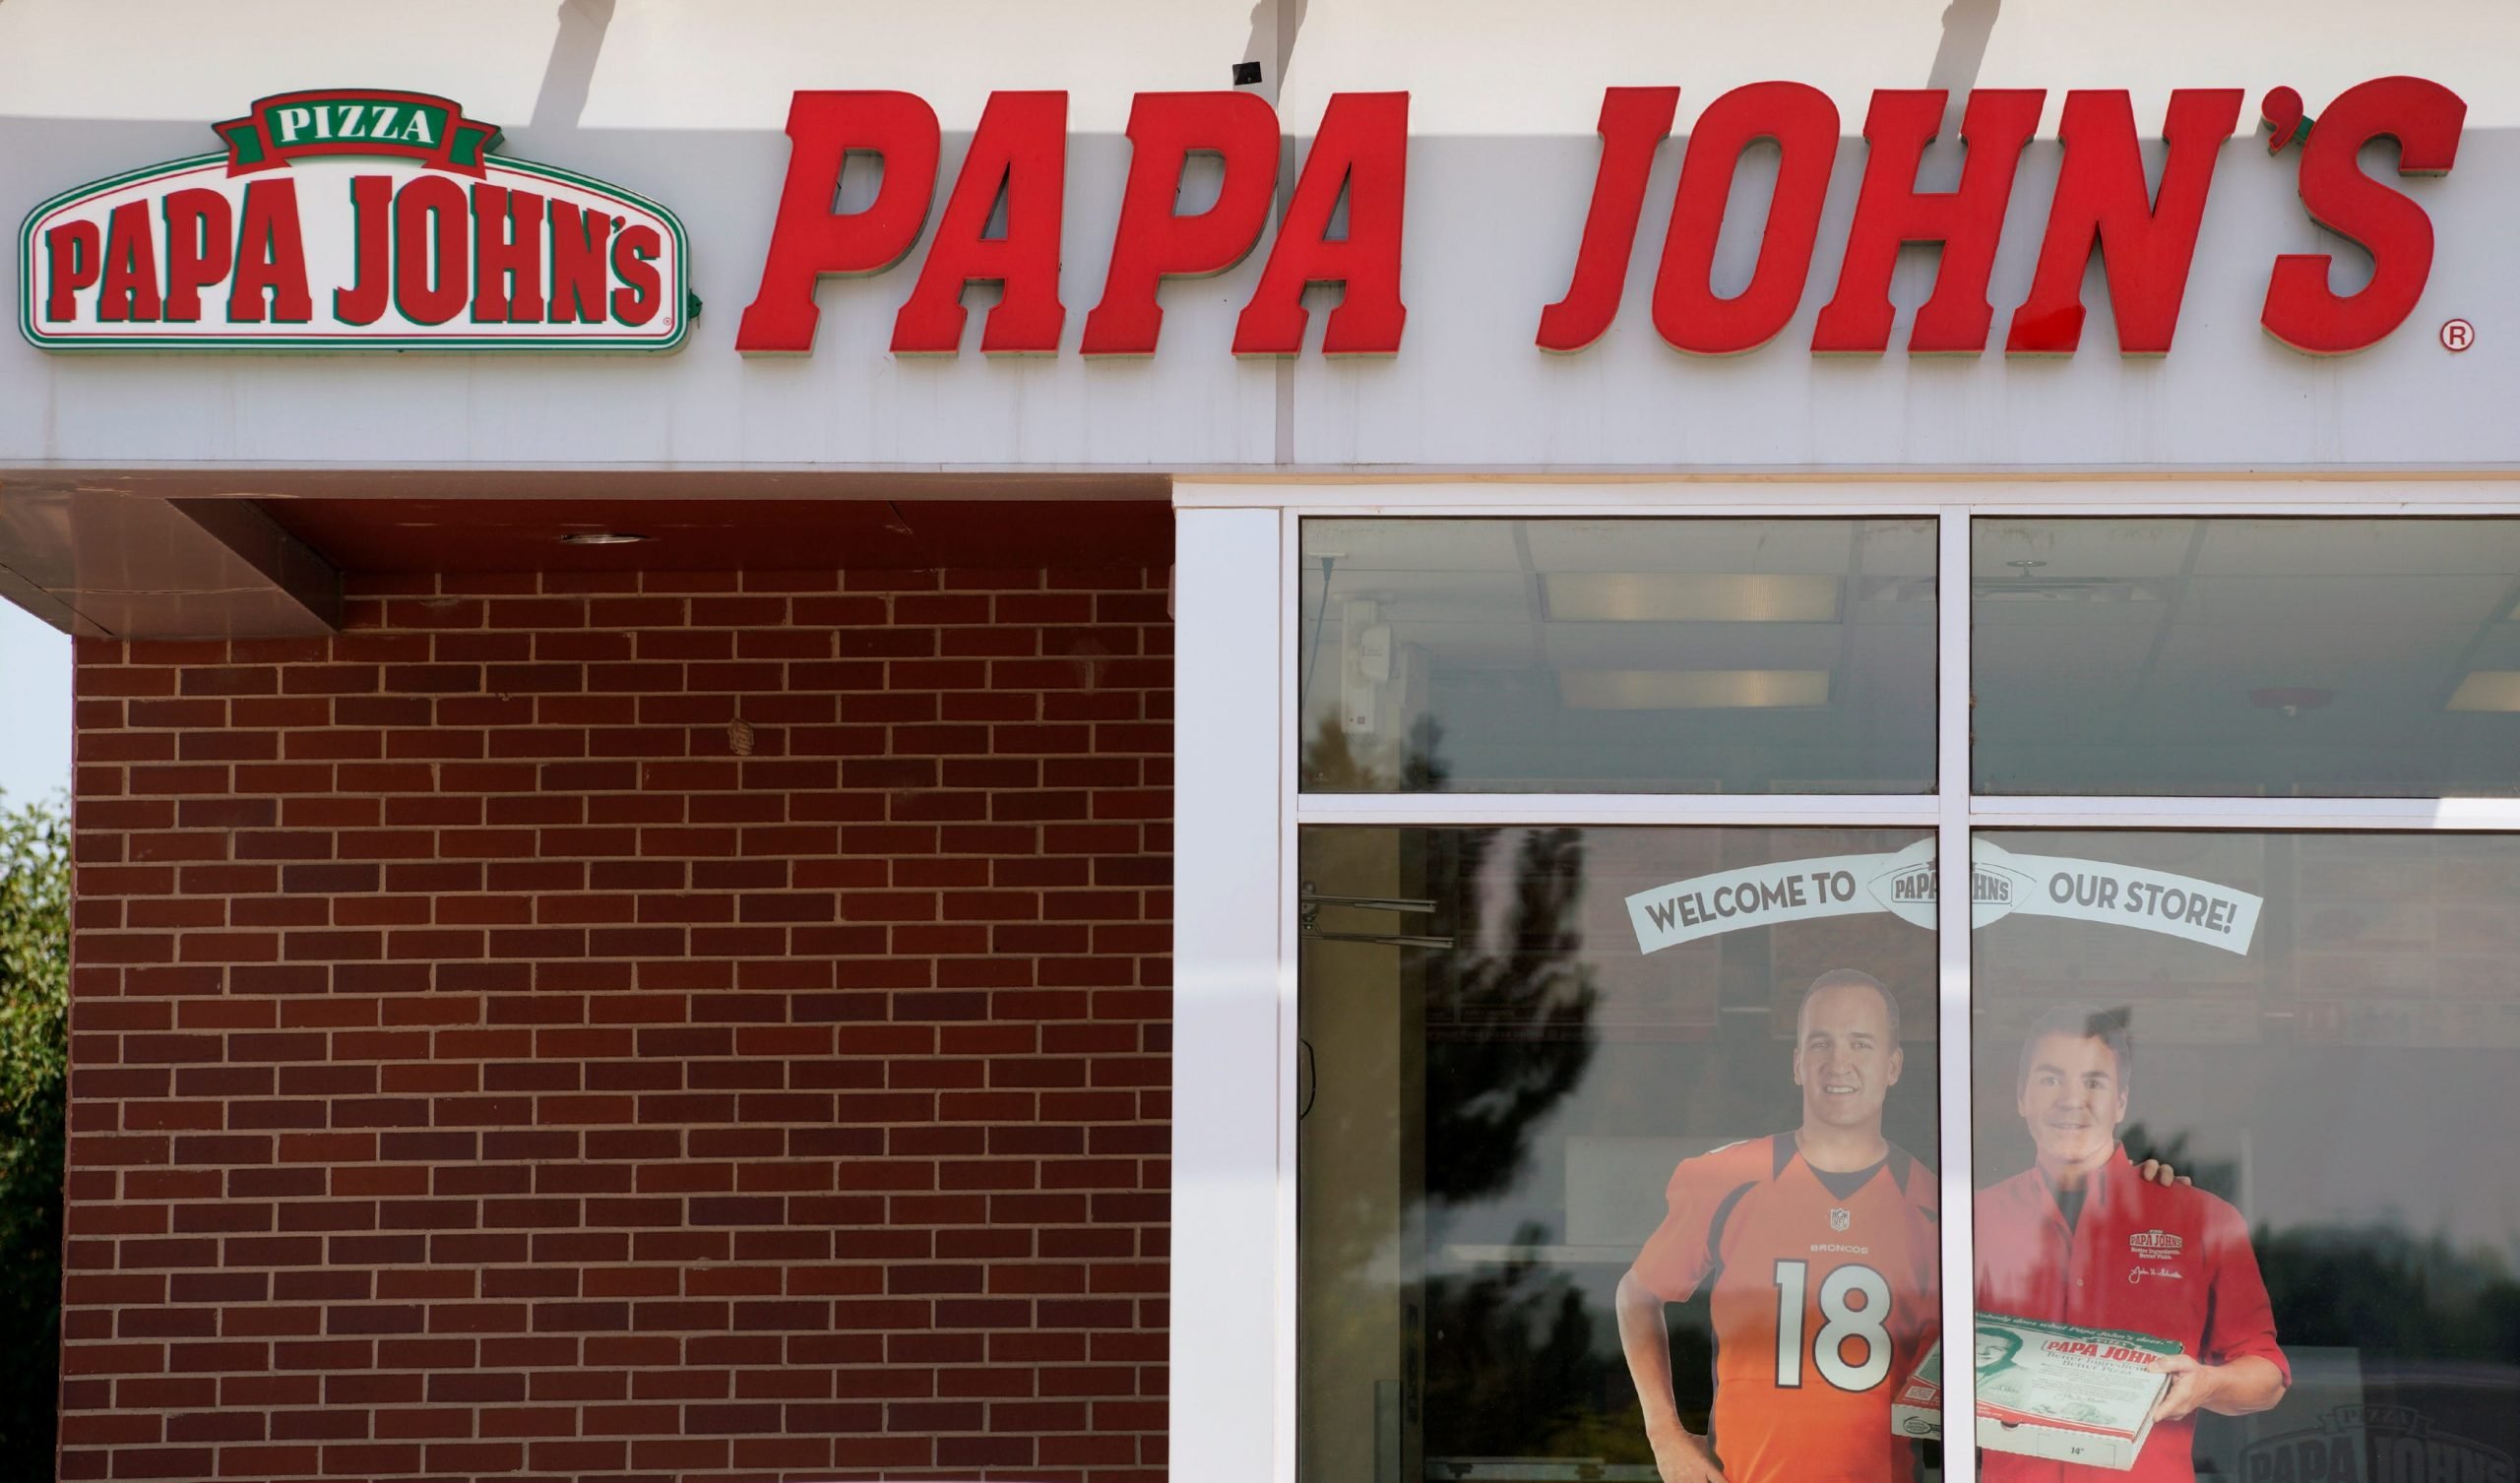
[1559,669,1831,710]
[558,531,646,546]
[1543,573,1842,623]
[2448,671,2520,712]
[2250,687,2333,719]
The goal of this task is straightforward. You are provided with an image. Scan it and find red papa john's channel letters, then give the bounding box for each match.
[729,79,2462,361]
[733,90,1410,359]
[1540,76,2466,358]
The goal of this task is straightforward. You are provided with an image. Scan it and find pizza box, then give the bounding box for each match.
[1973,1314,2180,1471]
[1891,1339,1942,1440]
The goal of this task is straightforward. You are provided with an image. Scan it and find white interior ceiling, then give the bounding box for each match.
[1302,518,2520,794]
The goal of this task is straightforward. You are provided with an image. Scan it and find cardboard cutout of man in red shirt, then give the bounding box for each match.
[1975,1007,2291,1483]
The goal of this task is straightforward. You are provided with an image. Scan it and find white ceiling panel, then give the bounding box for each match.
[1322,569,1533,625]
[1304,520,1524,572]
[1387,622,1541,667]
[2191,521,2520,578]
[1976,623,2161,674]
[1975,522,2200,579]
[1854,524,1938,579]
[2152,621,2480,674]
[2133,668,2455,717]
[1974,598,2172,630]
[1522,521,1858,575]
[1973,690,2151,733]
[2174,575,2513,627]
[1541,623,1847,670]
[2464,627,2520,669]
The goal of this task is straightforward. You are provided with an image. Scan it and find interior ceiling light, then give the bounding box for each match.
[1542,572,1842,623]
[2447,671,2520,712]
[1860,577,1939,603]
[1559,668,1831,710]
[558,531,647,546]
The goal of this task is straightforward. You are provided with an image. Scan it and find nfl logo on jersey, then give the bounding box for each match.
[1829,1207,1853,1232]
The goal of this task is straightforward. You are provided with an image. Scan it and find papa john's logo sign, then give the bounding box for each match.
[2239,1404,2515,1483]
[19,89,689,352]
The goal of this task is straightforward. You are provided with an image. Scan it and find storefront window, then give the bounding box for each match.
[1298,519,1936,793]
[1975,520,2520,796]
[1268,509,2520,1483]
[1971,832,2520,1480]
[1298,826,1942,1483]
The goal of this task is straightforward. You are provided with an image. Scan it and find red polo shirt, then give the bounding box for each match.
[1974,1146,2289,1483]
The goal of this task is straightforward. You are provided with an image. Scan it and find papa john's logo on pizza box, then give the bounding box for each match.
[19,88,689,351]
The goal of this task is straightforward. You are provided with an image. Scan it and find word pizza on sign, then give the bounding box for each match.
[19,89,689,351]
[733,77,2462,360]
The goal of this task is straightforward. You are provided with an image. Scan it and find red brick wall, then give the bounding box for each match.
[62,565,1172,1482]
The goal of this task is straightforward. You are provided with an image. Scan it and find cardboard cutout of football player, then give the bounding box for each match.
[1615,970,1937,1483]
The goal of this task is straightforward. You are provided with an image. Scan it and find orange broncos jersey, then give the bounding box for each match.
[1632,1135,1940,1483]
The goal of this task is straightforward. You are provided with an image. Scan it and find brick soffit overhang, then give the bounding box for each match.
[0,470,1172,643]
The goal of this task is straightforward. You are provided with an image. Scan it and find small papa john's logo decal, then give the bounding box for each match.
[2129,1228,2185,1258]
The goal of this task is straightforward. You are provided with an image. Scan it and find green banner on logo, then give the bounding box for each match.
[213,89,502,177]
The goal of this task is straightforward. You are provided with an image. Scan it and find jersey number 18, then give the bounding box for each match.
[1772,1259,1892,1390]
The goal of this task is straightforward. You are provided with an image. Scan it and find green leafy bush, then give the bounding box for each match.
[0,798,67,1475]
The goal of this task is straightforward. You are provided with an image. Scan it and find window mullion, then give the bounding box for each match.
[1970,796,2520,831]
[1937,506,1981,1483]
[1292,792,1940,828]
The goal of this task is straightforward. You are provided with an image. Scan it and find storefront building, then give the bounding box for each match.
[7,4,2520,1482]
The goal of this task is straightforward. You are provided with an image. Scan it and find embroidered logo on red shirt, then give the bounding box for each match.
[2129,1228,2185,1260]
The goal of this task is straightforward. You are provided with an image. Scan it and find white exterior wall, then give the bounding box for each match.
[1,0,2515,475]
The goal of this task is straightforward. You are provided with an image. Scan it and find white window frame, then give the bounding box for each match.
[1170,482,2520,1483]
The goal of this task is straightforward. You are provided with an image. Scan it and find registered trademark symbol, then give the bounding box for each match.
[2441,318,2476,352]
